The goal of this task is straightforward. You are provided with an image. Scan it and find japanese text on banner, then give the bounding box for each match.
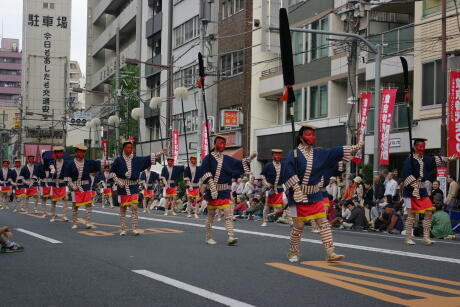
[352,92,372,164]
[448,71,460,156]
[379,89,397,165]
[172,130,179,163]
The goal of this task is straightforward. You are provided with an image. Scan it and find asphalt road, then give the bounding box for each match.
[1,202,460,307]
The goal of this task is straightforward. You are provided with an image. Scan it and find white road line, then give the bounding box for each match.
[133,270,255,307]
[15,228,62,244]
[92,209,460,264]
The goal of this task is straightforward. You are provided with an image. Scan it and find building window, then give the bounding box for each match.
[0,69,20,75]
[292,31,304,66]
[422,59,442,107]
[43,2,48,8]
[50,2,54,9]
[0,114,8,122]
[70,63,77,70]
[310,84,328,119]
[285,89,303,122]
[174,16,200,48]
[172,110,199,134]
[220,50,243,79]
[174,65,198,89]
[311,17,329,60]
[423,0,454,16]
[222,0,244,19]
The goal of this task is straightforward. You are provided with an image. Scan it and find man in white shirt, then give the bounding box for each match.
[384,172,398,197]
[326,176,338,201]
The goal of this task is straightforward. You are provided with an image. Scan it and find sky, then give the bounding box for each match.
[0,0,88,76]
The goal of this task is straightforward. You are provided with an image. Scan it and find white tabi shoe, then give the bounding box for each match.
[120,230,127,236]
[261,222,267,227]
[50,218,56,223]
[172,211,177,216]
[288,252,300,263]
[187,214,192,218]
[194,214,199,219]
[132,229,140,236]
[62,217,69,222]
[326,249,345,262]
[227,237,238,246]
[421,238,434,246]
[71,224,78,229]
[85,223,94,229]
[205,238,217,245]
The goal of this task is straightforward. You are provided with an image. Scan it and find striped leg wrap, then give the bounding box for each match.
[143,198,148,210]
[85,203,93,222]
[108,196,113,207]
[22,197,28,210]
[319,220,334,250]
[72,205,78,224]
[34,197,38,210]
[206,209,215,240]
[119,206,127,231]
[131,204,138,230]
[186,199,193,214]
[290,227,303,254]
[224,207,234,237]
[405,216,414,239]
[263,205,270,223]
[423,217,432,240]
[41,199,47,214]
[51,202,56,217]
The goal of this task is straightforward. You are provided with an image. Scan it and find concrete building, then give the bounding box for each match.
[251,0,414,174]
[138,0,219,162]
[21,0,71,151]
[0,38,22,160]
[66,60,87,147]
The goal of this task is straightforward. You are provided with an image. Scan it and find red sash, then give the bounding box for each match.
[26,187,38,197]
[1,186,11,193]
[41,186,51,198]
[267,192,283,207]
[15,188,26,197]
[207,198,231,209]
[91,191,97,198]
[103,188,112,196]
[186,188,200,198]
[143,190,154,198]
[119,194,139,207]
[52,187,66,202]
[165,187,177,197]
[74,190,93,207]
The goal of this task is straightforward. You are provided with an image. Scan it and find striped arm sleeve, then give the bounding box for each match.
[242,158,251,174]
[404,175,417,187]
[284,175,300,190]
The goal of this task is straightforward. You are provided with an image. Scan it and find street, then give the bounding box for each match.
[2,203,460,307]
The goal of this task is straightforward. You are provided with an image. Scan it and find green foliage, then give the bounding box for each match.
[108,65,141,157]
[361,163,373,183]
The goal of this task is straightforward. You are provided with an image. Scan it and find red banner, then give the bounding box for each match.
[352,92,372,164]
[448,71,460,156]
[201,121,211,160]
[101,140,108,159]
[171,130,179,163]
[378,88,397,166]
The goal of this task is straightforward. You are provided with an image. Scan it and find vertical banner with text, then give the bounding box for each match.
[201,121,211,160]
[353,92,372,164]
[172,130,179,163]
[436,167,448,198]
[448,71,460,156]
[101,140,108,159]
[379,88,397,166]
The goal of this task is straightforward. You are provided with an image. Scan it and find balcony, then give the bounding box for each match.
[368,24,414,61]
[90,42,137,90]
[92,0,128,24]
[91,0,136,56]
[0,87,20,95]
[145,55,162,78]
[146,13,162,38]
[0,74,21,82]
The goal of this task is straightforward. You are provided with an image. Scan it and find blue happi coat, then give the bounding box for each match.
[161,165,184,188]
[19,164,41,187]
[110,153,158,195]
[260,161,286,193]
[183,165,201,188]
[200,152,251,201]
[140,170,159,190]
[64,159,103,192]
[402,154,445,198]
[49,159,72,187]
[283,144,353,205]
[0,167,16,187]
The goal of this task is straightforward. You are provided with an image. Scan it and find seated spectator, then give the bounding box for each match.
[371,195,392,222]
[233,196,247,217]
[326,177,339,202]
[245,198,263,220]
[341,176,356,202]
[0,226,24,253]
[374,203,404,234]
[373,175,385,204]
[430,180,444,203]
[431,194,456,240]
[330,200,351,227]
[341,201,368,230]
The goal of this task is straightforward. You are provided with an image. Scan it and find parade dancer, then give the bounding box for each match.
[89,171,99,208]
[37,160,51,217]
[160,157,184,216]
[100,165,114,208]
[110,139,166,236]
[140,167,159,213]
[19,155,40,213]
[260,149,287,227]
[0,160,15,210]
[11,159,25,212]
[402,138,457,245]
[283,125,363,262]
[200,135,256,245]
[48,146,70,222]
[184,155,201,218]
[64,144,106,229]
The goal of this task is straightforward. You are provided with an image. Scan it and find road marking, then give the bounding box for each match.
[15,228,62,244]
[267,261,460,307]
[132,270,255,307]
[91,209,460,264]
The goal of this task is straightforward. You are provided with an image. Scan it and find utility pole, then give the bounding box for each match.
[197,0,207,163]
[346,39,358,176]
[441,0,447,156]
[51,109,55,145]
[115,27,121,154]
[166,0,174,150]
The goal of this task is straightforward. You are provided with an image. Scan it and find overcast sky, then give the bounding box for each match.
[0,0,88,75]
